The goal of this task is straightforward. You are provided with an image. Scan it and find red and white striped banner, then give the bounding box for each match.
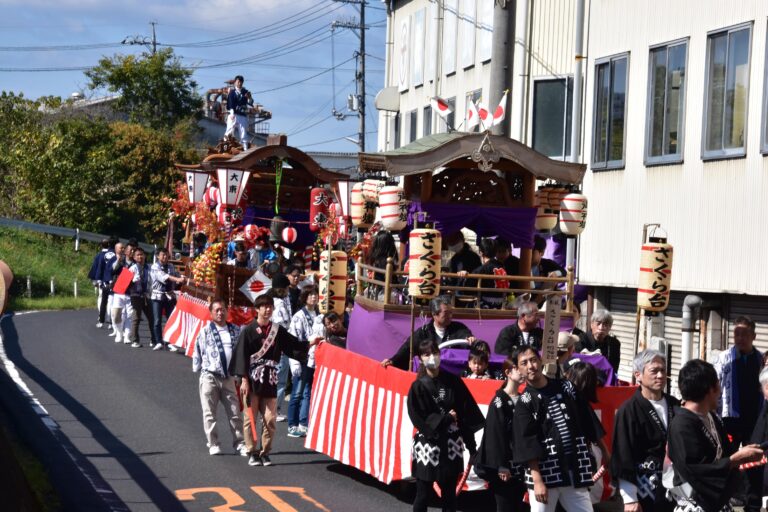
[163,293,210,357]
[306,343,635,489]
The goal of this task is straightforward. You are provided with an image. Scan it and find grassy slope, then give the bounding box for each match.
[0,227,98,311]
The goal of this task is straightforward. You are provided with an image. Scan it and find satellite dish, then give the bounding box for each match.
[374,86,400,112]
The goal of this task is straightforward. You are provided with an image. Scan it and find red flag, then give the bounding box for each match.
[430,96,453,120]
[112,267,134,295]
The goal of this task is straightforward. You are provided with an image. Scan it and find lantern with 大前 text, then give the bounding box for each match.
[319,250,347,315]
[309,187,330,232]
[216,168,250,206]
[408,229,442,299]
[186,171,209,204]
[638,238,674,312]
[379,186,408,231]
[559,193,588,236]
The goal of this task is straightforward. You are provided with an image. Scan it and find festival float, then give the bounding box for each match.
[162,131,632,495]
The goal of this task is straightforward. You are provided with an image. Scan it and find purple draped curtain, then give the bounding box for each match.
[408,200,537,248]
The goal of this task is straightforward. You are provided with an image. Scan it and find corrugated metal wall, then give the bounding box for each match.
[579,0,768,297]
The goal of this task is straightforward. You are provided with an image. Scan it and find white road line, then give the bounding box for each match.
[0,312,124,510]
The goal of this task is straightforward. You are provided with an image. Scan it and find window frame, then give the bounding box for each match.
[644,38,689,167]
[591,52,630,171]
[761,20,768,154]
[701,21,753,161]
[423,105,433,137]
[532,76,574,161]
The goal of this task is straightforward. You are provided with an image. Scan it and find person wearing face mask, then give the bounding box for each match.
[575,309,621,374]
[407,339,485,512]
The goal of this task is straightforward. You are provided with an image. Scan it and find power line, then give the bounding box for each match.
[0,42,122,52]
[300,130,376,148]
[251,56,355,94]
[288,77,355,134]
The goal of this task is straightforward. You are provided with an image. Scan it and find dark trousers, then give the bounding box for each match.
[413,475,457,512]
[487,475,528,512]
[724,416,762,512]
[151,295,176,345]
[98,285,110,323]
[130,296,156,345]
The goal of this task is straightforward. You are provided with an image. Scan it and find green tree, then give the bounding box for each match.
[84,48,202,130]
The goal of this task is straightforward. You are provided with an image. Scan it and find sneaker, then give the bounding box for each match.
[152,343,164,351]
[96,322,104,328]
[114,335,122,343]
[298,425,308,437]
[276,414,287,422]
[287,426,301,438]
[260,455,272,466]
[168,345,179,353]
[208,445,222,456]
[248,454,262,466]
[123,330,132,344]
[131,342,142,348]
[108,329,117,337]
[236,443,248,456]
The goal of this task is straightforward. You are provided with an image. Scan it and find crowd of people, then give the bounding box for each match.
[89,236,768,512]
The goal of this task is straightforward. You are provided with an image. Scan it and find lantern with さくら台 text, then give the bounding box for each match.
[318,250,347,315]
[379,186,408,232]
[559,193,588,236]
[309,187,330,232]
[408,229,442,299]
[637,237,674,312]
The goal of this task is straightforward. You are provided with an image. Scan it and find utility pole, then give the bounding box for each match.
[122,21,158,55]
[332,1,367,151]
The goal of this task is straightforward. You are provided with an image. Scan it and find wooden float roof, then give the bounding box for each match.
[358,132,586,184]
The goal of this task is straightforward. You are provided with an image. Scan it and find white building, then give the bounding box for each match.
[378,0,768,385]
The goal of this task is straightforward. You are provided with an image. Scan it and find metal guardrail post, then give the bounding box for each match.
[50,277,55,296]
[75,228,80,252]
[73,280,78,297]
[26,275,31,298]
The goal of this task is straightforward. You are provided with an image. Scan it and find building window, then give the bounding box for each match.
[703,23,752,159]
[465,89,482,130]
[408,110,418,143]
[592,54,629,170]
[532,78,573,159]
[645,40,688,165]
[423,105,432,137]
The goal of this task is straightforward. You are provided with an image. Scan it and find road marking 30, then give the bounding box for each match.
[176,486,330,512]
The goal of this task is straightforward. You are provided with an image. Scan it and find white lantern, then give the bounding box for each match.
[216,168,251,206]
[559,193,588,236]
[351,182,376,229]
[379,186,407,231]
[638,238,673,312]
[319,250,347,315]
[185,170,210,204]
[362,179,385,203]
[408,229,442,298]
[534,189,557,232]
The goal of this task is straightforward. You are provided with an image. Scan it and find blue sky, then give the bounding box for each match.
[0,0,387,152]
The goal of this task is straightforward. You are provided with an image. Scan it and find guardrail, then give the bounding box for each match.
[0,217,156,253]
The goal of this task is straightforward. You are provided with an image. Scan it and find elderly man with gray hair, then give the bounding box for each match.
[611,349,679,512]
[575,309,621,373]
[381,295,476,370]
[494,301,543,355]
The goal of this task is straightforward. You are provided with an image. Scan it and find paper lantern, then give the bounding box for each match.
[379,186,408,231]
[534,189,557,232]
[318,250,347,315]
[362,179,385,203]
[186,171,209,204]
[638,238,674,312]
[309,187,330,232]
[559,193,588,236]
[303,246,314,271]
[270,216,286,242]
[282,226,298,245]
[408,229,442,298]
[549,186,570,212]
[204,186,220,207]
[215,203,231,226]
[216,168,251,206]
[351,182,376,229]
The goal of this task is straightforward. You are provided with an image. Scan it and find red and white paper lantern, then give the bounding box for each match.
[379,186,407,231]
[559,193,588,236]
[204,186,220,207]
[282,226,298,245]
[244,224,259,242]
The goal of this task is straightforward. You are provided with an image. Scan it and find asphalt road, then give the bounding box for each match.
[0,309,497,512]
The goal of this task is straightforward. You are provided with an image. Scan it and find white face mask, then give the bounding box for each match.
[448,242,463,253]
[423,354,440,370]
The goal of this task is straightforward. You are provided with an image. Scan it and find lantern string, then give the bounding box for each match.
[274,159,283,215]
